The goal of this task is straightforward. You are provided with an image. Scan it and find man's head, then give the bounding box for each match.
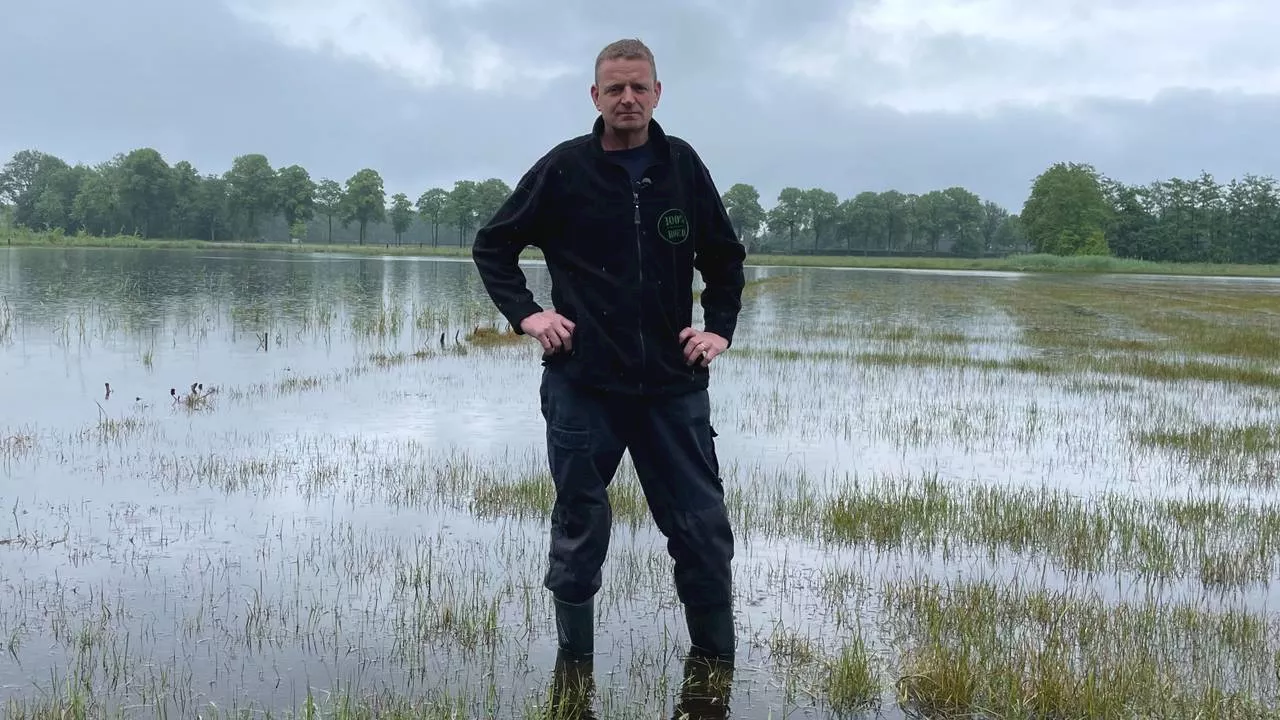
[591,38,661,138]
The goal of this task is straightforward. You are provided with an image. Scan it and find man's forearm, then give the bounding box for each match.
[471,158,553,333]
[689,148,746,346]
[472,242,543,332]
[699,266,744,345]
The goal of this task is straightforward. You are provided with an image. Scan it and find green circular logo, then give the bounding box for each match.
[657,208,690,245]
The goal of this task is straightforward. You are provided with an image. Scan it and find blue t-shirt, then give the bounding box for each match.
[606,141,655,184]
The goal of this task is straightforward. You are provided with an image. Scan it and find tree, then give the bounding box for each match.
[992,214,1027,253]
[721,183,765,250]
[1100,178,1152,260]
[1225,175,1280,264]
[342,168,385,244]
[415,188,448,247]
[446,180,478,246]
[224,154,277,239]
[12,141,1280,266]
[840,192,883,251]
[118,148,174,238]
[1021,162,1112,256]
[766,187,805,253]
[943,186,985,257]
[389,192,414,243]
[0,149,63,206]
[980,201,1009,255]
[194,175,230,242]
[472,178,513,235]
[314,179,342,243]
[169,161,203,239]
[73,163,124,235]
[276,164,316,235]
[879,190,909,251]
[2,150,70,229]
[803,188,840,251]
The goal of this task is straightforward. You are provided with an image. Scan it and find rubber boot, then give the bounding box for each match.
[684,604,735,663]
[554,595,594,663]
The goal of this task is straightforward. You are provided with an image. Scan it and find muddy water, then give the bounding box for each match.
[1,246,1278,718]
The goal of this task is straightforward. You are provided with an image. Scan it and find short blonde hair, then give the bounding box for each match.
[595,38,657,82]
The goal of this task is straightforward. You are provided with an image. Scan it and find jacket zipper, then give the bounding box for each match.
[633,184,645,392]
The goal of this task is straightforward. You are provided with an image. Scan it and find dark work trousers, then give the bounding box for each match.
[538,367,735,610]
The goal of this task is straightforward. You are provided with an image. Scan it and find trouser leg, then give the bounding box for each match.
[626,388,735,658]
[539,368,626,605]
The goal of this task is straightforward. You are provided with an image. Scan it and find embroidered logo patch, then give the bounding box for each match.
[657,208,690,245]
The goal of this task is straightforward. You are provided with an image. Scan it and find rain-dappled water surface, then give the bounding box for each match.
[3,246,1280,718]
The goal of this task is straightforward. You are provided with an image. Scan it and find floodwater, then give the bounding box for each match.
[1,246,1278,718]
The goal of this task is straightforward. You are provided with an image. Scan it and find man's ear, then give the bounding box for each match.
[653,80,662,108]
[590,83,600,110]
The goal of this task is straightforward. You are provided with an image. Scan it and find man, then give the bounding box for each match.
[471,38,746,666]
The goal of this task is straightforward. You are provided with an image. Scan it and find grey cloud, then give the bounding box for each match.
[1,0,1278,216]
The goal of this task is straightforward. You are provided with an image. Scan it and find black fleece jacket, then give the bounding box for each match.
[472,116,747,396]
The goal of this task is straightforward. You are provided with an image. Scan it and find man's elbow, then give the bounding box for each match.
[471,227,510,263]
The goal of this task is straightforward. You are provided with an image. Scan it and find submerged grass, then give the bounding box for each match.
[1137,421,1280,457]
[822,633,882,715]
[884,574,1280,718]
[138,430,1280,589]
[465,324,523,345]
[742,345,1280,390]
[7,248,1280,718]
[0,297,13,343]
[1135,421,1280,487]
[986,278,1280,362]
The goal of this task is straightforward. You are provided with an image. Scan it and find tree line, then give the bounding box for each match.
[0,148,512,248]
[1,146,1278,264]
[1022,162,1280,264]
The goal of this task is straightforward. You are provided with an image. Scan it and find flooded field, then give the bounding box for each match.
[2,246,1279,719]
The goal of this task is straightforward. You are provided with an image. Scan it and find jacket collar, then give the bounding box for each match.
[590,115,672,160]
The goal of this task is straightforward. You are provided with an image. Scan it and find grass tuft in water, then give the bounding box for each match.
[823,633,881,716]
[883,574,1280,719]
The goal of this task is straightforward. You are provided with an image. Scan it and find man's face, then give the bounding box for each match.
[591,57,661,133]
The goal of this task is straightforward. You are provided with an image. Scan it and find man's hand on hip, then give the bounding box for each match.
[520,310,576,354]
[679,327,728,367]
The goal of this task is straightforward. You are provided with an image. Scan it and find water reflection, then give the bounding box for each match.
[672,656,735,720]
[4,246,1280,717]
[546,651,734,720]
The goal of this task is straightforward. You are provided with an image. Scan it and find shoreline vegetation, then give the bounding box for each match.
[7,228,1280,278]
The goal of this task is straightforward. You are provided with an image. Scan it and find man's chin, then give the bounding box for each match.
[612,114,646,128]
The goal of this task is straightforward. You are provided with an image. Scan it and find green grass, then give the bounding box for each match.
[1137,422,1280,457]
[6,242,1280,718]
[884,575,1280,719]
[736,344,1280,389]
[10,227,1280,277]
[822,634,882,715]
[112,418,1280,587]
[0,297,13,343]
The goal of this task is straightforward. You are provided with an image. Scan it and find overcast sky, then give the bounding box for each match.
[3,0,1279,211]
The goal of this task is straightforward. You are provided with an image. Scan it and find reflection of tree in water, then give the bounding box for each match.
[545,652,733,720]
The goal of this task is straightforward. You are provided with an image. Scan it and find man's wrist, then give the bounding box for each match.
[702,321,734,347]
[505,302,544,335]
